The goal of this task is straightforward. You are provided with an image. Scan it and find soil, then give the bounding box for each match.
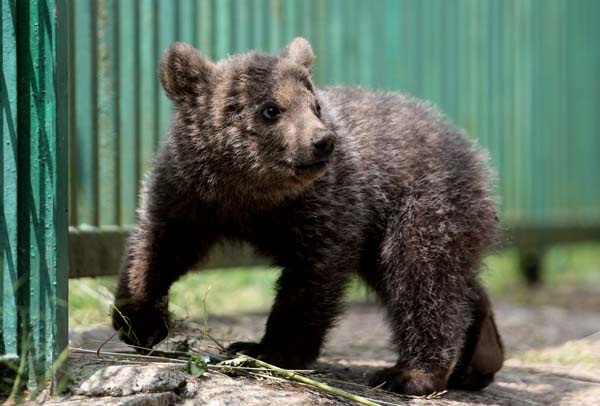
[49,297,600,405]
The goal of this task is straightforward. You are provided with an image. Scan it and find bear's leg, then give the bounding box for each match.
[228,266,351,368]
[448,279,504,390]
[366,210,493,395]
[367,267,473,395]
[113,217,214,351]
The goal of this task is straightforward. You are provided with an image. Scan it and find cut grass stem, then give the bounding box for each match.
[231,355,382,406]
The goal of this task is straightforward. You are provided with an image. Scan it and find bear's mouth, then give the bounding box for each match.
[293,159,329,175]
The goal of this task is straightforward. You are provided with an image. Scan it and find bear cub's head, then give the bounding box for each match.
[159,38,335,205]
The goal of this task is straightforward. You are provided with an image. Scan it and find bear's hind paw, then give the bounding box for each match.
[368,365,447,396]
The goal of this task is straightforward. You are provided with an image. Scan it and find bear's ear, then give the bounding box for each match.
[159,42,215,102]
[281,37,314,70]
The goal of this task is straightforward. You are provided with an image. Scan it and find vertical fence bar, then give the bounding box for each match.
[55,0,69,375]
[156,0,176,142]
[138,0,157,176]
[214,0,230,59]
[0,0,68,388]
[24,0,67,385]
[72,0,98,227]
[513,0,532,224]
[117,0,139,226]
[96,0,120,226]
[1,0,19,364]
[383,0,402,91]
[268,0,283,52]
[177,0,196,44]
[197,0,213,57]
[326,0,342,85]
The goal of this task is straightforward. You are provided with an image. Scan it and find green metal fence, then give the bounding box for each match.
[1,0,68,390]
[67,0,600,277]
[71,0,600,226]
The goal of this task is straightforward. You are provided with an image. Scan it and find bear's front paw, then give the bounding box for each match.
[111,301,171,353]
[226,341,312,369]
[369,365,447,395]
[226,341,263,358]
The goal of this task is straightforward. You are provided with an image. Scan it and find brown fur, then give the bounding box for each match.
[113,38,504,395]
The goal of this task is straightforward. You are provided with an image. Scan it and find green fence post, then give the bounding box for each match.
[1,0,68,392]
[1,0,20,375]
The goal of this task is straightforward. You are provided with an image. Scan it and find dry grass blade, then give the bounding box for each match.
[109,304,141,348]
[410,390,447,400]
[70,347,187,364]
[95,330,118,359]
[224,354,382,406]
[201,287,226,352]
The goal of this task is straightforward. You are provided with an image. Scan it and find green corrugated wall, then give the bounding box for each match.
[68,0,600,232]
[1,0,69,389]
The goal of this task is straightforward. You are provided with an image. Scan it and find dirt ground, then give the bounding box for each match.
[51,296,600,405]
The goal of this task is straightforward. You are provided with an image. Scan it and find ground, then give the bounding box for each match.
[53,293,600,406]
[16,244,599,405]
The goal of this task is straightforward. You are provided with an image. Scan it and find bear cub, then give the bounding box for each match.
[113,38,504,395]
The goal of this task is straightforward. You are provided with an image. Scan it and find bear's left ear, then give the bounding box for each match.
[281,37,315,70]
[159,42,216,102]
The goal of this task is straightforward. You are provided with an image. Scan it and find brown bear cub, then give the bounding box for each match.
[113,38,504,395]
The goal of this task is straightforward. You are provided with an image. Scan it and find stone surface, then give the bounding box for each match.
[45,393,180,406]
[78,365,188,397]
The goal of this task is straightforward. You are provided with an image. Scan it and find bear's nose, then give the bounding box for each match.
[311,130,335,159]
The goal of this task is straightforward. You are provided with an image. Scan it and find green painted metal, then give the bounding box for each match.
[1,0,69,388]
[67,0,600,234]
[117,0,139,226]
[2,0,19,361]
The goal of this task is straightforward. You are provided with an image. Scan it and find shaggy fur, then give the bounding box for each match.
[113,38,504,395]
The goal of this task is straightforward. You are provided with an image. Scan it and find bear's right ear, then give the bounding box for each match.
[159,42,215,102]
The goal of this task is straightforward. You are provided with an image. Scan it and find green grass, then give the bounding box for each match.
[514,341,598,370]
[69,243,600,329]
[543,243,600,287]
[480,243,600,305]
[69,267,371,327]
[69,277,116,327]
[69,268,278,327]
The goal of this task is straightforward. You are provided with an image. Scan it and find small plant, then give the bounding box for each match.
[183,354,209,377]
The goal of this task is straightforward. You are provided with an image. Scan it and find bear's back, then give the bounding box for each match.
[317,86,491,205]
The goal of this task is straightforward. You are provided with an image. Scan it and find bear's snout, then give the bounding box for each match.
[311,129,336,160]
[291,129,335,178]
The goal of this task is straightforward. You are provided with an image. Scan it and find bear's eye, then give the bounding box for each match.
[262,104,283,121]
[315,103,322,118]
